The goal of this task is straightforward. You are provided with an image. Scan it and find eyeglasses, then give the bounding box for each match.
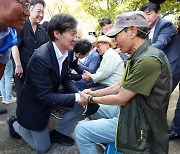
[16,0,31,12]
[34,10,44,15]
[97,43,105,48]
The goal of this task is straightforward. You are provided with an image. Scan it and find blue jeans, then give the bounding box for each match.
[75,104,120,154]
[0,58,13,100]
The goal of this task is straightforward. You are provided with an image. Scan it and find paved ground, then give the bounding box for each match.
[0,87,179,154]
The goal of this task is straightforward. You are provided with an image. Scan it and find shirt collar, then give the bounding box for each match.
[0,27,10,39]
[52,42,68,60]
[73,52,77,61]
[148,18,159,40]
[131,39,151,60]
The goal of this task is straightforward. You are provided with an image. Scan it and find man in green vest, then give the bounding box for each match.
[75,11,172,154]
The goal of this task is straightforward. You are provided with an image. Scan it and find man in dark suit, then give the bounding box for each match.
[141,2,180,139]
[69,39,100,81]
[99,17,112,36]
[6,13,87,153]
[68,39,92,81]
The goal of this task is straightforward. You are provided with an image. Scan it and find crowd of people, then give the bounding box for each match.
[0,0,180,153]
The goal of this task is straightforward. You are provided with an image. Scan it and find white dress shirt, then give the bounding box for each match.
[52,42,80,102]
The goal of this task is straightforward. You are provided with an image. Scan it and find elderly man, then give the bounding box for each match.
[75,11,172,154]
[83,35,124,89]
[0,0,31,114]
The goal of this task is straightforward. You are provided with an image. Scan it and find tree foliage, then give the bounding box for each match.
[45,0,66,19]
[78,0,180,22]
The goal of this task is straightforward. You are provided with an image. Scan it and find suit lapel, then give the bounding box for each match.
[47,42,61,80]
[152,19,161,43]
[61,57,69,80]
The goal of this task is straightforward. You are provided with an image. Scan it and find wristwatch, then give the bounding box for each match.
[88,95,94,104]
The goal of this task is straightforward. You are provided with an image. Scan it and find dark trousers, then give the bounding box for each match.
[171,62,180,134]
[14,74,25,103]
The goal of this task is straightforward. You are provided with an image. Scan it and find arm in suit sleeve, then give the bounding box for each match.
[75,51,101,74]
[152,20,176,50]
[70,73,83,81]
[27,55,76,108]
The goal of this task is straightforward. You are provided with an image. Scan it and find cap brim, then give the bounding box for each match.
[106,27,124,38]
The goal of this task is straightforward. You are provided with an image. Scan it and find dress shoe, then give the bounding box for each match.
[169,131,180,140]
[50,130,74,146]
[7,115,21,139]
[0,109,7,115]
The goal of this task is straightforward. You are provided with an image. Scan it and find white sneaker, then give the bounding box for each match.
[4,96,16,104]
[2,99,6,103]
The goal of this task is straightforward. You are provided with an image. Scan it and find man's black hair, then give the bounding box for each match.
[149,0,166,4]
[73,39,92,55]
[140,2,161,13]
[31,0,46,7]
[48,13,78,41]
[99,17,112,27]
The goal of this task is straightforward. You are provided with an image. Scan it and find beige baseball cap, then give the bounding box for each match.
[106,11,147,37]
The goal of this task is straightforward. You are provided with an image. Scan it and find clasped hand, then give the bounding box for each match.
[78,91,89,106]
[82,70,91,81]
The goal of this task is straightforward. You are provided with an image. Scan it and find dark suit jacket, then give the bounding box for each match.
[68,49,100,81]
[68,50,78,70]
[152,18,180,77]
[16,41,79,131]
[76,49,100,74]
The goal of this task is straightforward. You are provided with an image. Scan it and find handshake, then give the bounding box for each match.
[78,89,100,115]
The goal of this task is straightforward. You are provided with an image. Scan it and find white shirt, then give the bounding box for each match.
[52,42,68,76]
[52,42,80,102]
[149,25,155,41]
[148,19,159,41]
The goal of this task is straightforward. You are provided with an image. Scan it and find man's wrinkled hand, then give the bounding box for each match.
[82,89,93,95]
[78,91,89,106]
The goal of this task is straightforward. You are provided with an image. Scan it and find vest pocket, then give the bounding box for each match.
[116,101,152,153]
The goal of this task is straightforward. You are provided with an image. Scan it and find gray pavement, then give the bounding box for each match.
[0,87,179,154]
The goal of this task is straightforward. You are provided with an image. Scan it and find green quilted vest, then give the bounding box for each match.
[116,41,172,154]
